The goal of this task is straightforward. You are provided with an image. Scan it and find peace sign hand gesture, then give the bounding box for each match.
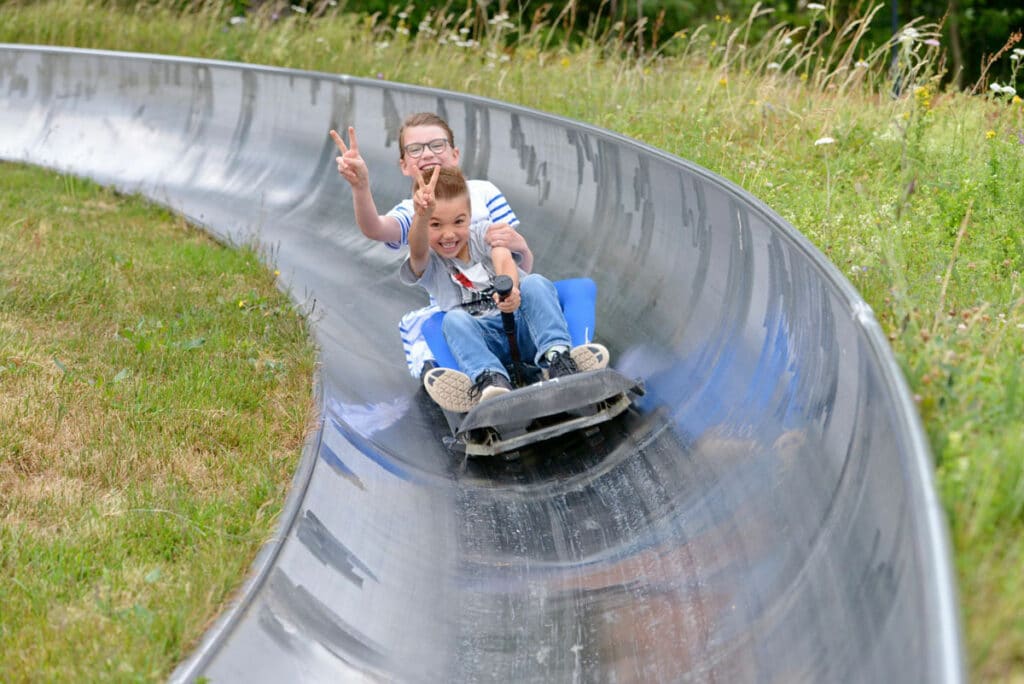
[412,167,439,218]
[329,126,369,189]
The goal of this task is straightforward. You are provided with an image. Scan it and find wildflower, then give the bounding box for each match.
[290,4,306,13]
[900,27,920,43]
[1012,53,1021,62]
[274,269,281,277]
[560,57,570,67]
[924,39,940,47]
[238,300,246,308]
[990,82,1003,93]
[815,137,835,146]
[782,36,793,46]
[718,76,728,86]
[985,130,996,139]
[398,11,408,19]
[1001,85,1017,96]
[807,3,826,10]
[855,60,869,68]
[1013,95,1022,105]
[229,15,245,25]
[767,62,781,71]
[914,85,932,109]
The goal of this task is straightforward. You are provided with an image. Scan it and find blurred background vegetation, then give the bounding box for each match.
[90,0,1022,88]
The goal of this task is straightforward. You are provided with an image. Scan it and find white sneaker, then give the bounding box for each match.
[570,343,610,372]
[422,367,475,413]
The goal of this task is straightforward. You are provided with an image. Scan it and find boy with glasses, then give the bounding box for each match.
[331,113,534,377]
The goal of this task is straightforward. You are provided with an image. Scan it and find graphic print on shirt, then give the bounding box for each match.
[447,261,498,316]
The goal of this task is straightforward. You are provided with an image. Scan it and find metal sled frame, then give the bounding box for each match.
[439,368,645,457]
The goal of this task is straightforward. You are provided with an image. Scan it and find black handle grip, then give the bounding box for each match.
[493,275,514,298]
[492,275,519,362]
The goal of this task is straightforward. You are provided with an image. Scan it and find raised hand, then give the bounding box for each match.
[412,167,439,217]
[329,126,369,189]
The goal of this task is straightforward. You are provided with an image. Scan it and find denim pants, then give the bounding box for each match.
[442,274,572,382]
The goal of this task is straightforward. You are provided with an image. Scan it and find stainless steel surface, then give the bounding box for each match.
[0,45,963,682]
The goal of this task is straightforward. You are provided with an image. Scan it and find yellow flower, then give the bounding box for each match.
[718,77,728,86]
[560,57,570,68]
[1013,95,1022,105]
[238,300,246,308]
[273,269,280,277]
[985,130,996,139]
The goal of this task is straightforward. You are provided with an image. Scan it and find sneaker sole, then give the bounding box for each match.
[570,343,610,372]
[423,368,476,413]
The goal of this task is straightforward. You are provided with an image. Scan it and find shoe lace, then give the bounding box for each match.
[469,371,497,400]
[549,351,578,376]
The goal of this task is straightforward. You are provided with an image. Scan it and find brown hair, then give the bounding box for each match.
[399,112,455,159]
[430,166,470,208]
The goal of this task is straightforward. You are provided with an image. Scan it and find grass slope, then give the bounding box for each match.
[0,163,317,681]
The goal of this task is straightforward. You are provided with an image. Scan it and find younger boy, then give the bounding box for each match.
[330,113,533,378]
[402,166,608,413]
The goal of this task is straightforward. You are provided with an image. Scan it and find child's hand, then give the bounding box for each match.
[494,285,520,313]
[330,127,369,189]
[484,223,526,252]
[412,167,439,217]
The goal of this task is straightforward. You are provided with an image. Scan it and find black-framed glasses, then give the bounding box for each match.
[404,138,450,158]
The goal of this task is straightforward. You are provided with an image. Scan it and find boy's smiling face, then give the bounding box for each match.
[428,195,472,261]
[399,124,460,177]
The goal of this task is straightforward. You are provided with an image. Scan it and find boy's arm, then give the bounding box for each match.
[486,224,534,272]
[330,127,403,243]
[406,169,439,277]
[478,182,532,272]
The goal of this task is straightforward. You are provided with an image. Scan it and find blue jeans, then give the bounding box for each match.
[442,274,572,382]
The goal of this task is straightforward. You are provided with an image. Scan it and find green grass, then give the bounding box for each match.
[0,163,317,681]
[2,0,1023,680]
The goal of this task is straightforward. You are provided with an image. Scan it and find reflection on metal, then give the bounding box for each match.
[0,45,963,683]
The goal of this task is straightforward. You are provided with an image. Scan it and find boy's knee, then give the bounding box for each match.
[519,273,554,297]
[442,309,474,335]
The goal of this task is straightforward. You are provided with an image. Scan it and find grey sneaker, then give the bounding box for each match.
[570,343,610,372]
[423,367,476,413]
[469,371,513,403]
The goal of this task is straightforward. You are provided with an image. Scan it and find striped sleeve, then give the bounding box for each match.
[486,190,519,227]
[385,200,414,249]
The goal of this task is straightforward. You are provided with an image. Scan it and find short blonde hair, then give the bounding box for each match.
[430,166,470,210]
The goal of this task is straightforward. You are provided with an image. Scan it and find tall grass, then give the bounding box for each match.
[2,0,1023,679]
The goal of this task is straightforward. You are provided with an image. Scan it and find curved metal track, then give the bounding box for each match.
[0,45,963,682]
